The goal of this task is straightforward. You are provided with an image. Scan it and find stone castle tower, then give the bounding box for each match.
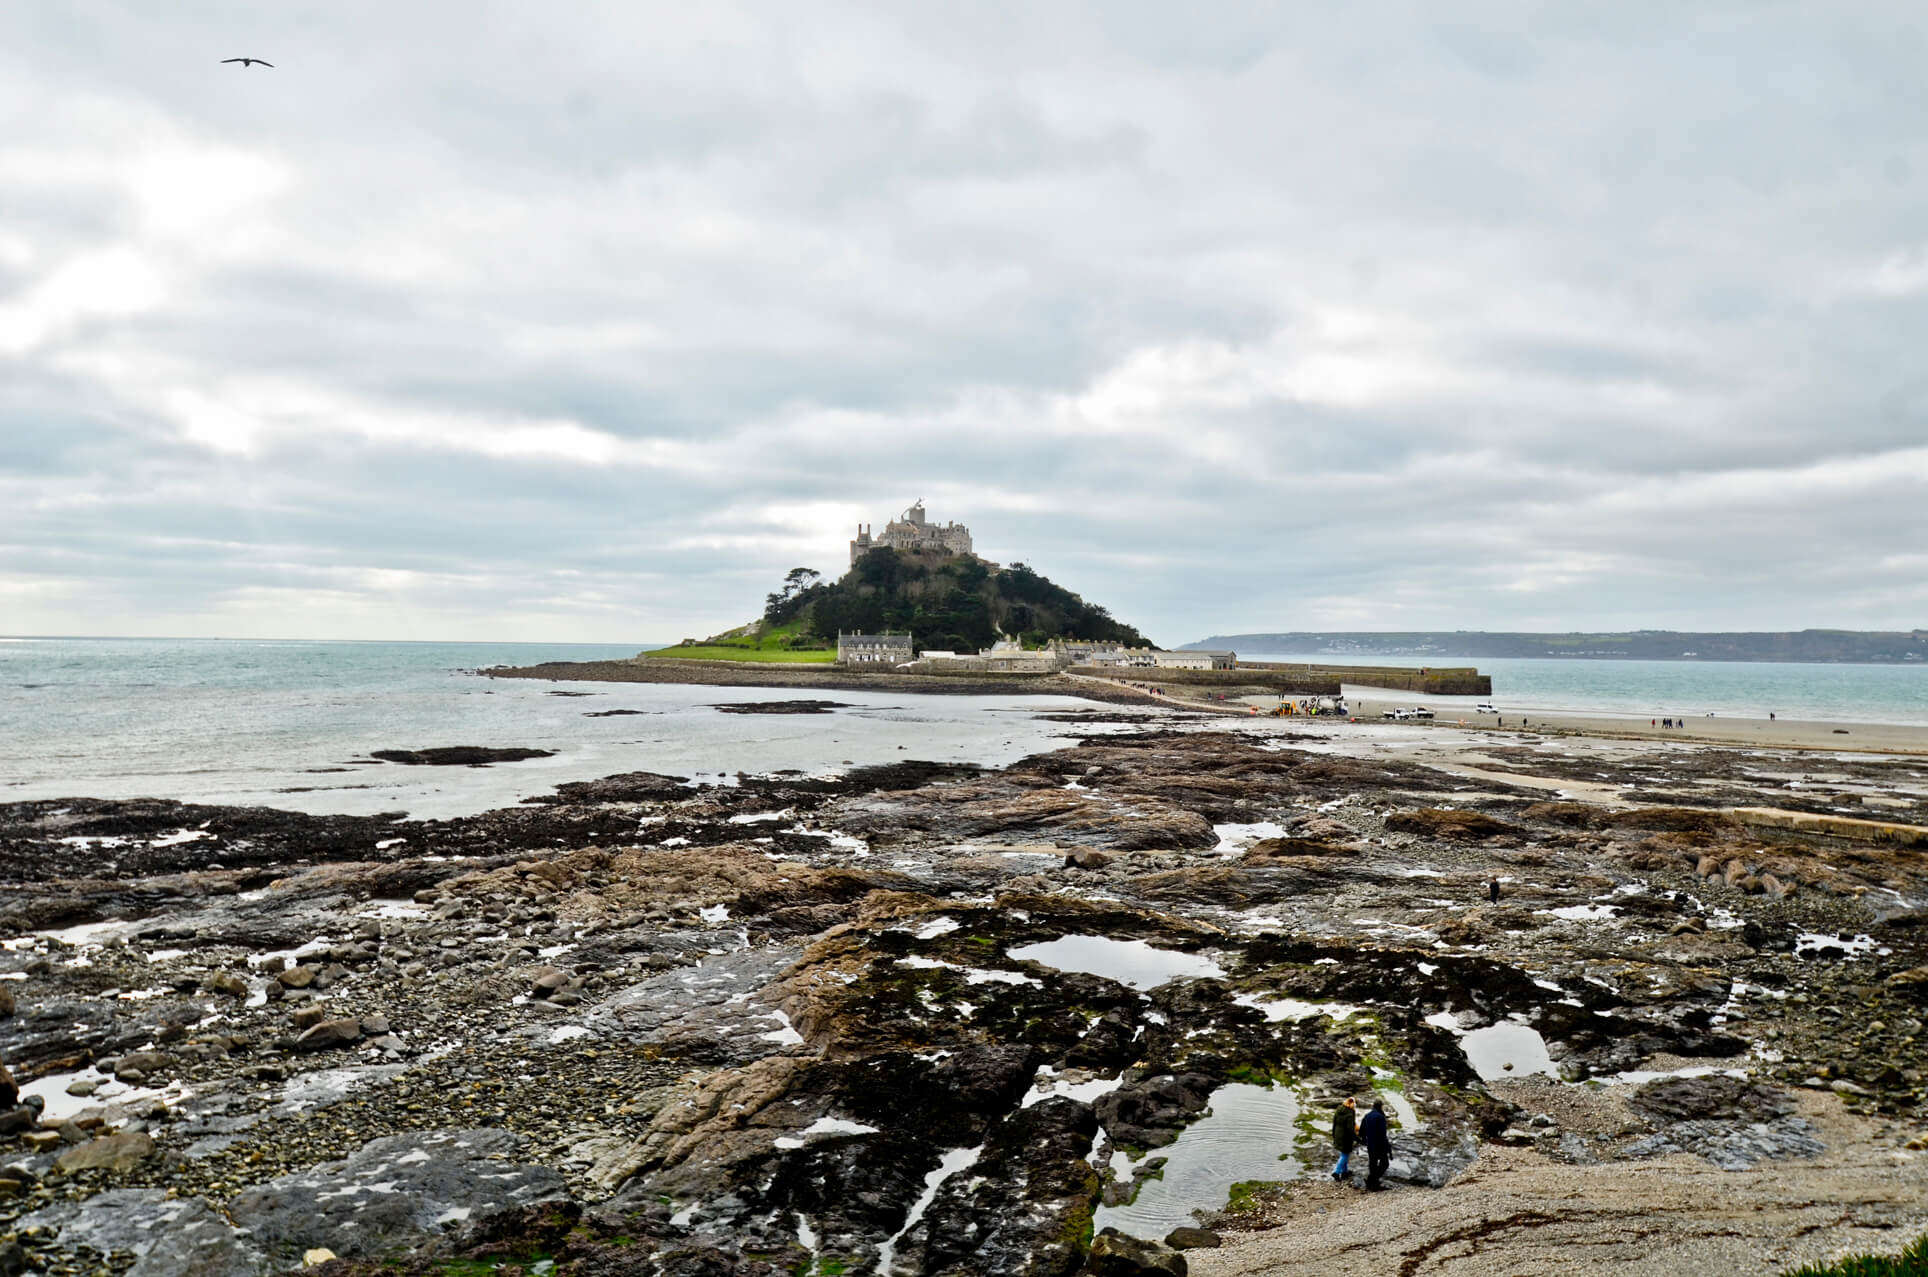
[850,500,974,567]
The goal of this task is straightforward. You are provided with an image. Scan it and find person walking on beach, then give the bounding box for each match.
[1488,878,1501,904]
[1360,1098,1392,1190]
[1331,1097,1357,1180]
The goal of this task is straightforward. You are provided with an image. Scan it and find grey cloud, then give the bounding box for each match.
[4,2,1927,641]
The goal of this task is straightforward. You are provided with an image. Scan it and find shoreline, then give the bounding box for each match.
[1338,689,1928,757]
[491,658,1928,754]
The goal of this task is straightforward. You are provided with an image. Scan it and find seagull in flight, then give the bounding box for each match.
[221,57,274,68]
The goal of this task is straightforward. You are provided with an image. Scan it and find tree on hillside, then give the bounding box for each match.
[763,547,1150,652]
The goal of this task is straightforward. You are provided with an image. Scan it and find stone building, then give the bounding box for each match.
[850,500,974,567]
[837,632,913,665]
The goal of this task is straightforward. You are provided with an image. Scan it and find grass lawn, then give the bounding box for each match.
[641,644,836,663]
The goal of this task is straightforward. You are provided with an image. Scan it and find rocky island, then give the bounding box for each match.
[2,708,1926,1275]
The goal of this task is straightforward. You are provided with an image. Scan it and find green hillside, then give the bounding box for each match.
[762,548,1151,654]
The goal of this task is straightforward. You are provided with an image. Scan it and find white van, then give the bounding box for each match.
[1476,703,1497,714]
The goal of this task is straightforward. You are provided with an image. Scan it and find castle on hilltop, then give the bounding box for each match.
[850,500,973,567]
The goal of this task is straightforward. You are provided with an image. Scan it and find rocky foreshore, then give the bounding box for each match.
[3,713,1927,1275]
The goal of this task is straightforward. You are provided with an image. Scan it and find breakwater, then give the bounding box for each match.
[1235,661,1493,696]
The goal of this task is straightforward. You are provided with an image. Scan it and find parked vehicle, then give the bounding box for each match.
[1408,707,1435,720]
[1476,703,1497,714]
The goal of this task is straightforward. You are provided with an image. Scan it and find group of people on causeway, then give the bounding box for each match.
[1329,1097,1394,1190]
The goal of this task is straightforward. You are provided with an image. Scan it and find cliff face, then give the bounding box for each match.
[769,548,1151,653]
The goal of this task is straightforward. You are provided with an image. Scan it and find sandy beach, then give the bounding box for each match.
[1338,688,1928,756]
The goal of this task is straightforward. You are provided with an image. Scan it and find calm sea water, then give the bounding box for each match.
[0,637,1095,818]
[1248,652,1928,726]
[7,638,1926,820]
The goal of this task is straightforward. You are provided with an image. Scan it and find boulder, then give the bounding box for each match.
[277,965,319,990]
[1885,967,1928,1004]
[205,971,248,999]
[0,985,13,1017]
[0,1061,14,1108]
[1065,849,1113,871]
[1165,1226,1222,1249]
[530,966,570,998]
[1094,1074,1214,1151]
[113,1051,169,1080]
[294,1018,364,1052]
[55,1130,158,1174]
[1087,1230,1188,1276]
[292,1005,331,1032]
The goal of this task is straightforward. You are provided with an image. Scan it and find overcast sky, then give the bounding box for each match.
[4,2,1926,646]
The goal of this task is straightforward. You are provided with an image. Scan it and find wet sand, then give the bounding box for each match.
[1335,691,1928,756]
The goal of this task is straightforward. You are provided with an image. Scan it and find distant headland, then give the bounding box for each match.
[1188,629,1928,665]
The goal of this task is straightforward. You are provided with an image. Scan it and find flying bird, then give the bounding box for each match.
[221,57,274,68]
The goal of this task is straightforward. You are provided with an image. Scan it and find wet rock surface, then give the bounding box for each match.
[2,722,1926,1273]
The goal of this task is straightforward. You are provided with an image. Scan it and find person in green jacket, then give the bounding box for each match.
[1330,1097,1357,1181]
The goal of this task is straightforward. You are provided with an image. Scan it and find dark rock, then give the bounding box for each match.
[0,1061,13,1108]
[0,1107,33,1136]
[23,1189,261,1275]
[1627,1075,1796,1124]
[1383,1131,1480,1188]
[1087,1229,1188,1275]
[1065,849,1113,870]
[711,700,853,714]
[1165,1226,1222,1249]
[227,1128,568,1259]
[370,746,556,766]
[0,986,12,1017]
[1386,809,1518,841]
[1094,1074,1214,1151]
[531,966,570,997]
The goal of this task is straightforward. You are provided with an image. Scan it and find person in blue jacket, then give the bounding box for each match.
[1359,1098,1393,1190]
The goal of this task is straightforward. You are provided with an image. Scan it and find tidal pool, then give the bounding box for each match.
[1006,935,1225,990]
[1427,1012,1558,1080]
[1093,1083,1303,1238]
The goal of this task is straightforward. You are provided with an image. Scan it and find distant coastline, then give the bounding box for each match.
[1189,629,1928,665]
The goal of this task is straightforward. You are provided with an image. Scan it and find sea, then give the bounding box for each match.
[1247,651,1928,727]
[4,637,1926,820]
[0,637,1096,819]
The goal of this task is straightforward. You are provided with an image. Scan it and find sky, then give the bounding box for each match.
[4,2,1927,646]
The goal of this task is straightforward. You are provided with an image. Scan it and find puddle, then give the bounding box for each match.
[1212,822,1288,853]
[1539,904,1621,922]
[1233,994,1361,1023]
[33,919,136,949]
[1794,932,1885,959]
[1007,936,1224,990]
[876,1145,983,1275]
[773,1116,880,1150]
[1426,1012,1558,1080]
[1021,1067,1124,1108]
[17,1069,184,1123]
[1093,1083,1303,1239]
